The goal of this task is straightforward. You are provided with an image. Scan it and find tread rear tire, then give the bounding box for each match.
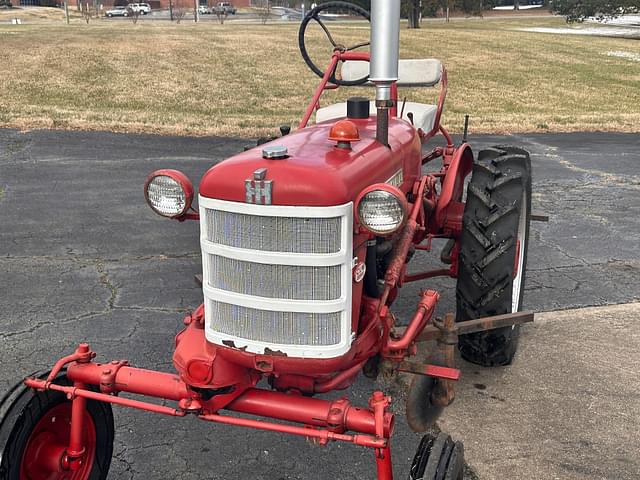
[456,146,531,367]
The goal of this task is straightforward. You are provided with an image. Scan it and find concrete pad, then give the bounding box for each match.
[439,303,640,480]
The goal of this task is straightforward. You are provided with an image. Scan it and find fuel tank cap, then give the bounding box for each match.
[262,145,288,159]
[347,97,370,119]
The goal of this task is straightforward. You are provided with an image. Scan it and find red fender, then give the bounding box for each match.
[434,143,474,233]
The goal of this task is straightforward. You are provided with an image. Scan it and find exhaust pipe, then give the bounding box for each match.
[369,0,400,146]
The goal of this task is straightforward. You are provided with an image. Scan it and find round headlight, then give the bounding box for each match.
[356,184,408,235]
[144,169,194,218]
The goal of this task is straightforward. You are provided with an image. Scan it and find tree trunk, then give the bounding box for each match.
[407,0,420,29]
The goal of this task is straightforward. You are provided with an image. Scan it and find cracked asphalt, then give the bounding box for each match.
[0,129,639,479]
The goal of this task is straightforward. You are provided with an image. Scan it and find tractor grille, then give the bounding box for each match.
[205,209,341,254]
[206,255,341,301]
[206,300,342,346]
[199,197,353,358]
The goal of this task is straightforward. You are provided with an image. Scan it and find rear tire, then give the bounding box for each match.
[456,146,531,367]
[0,371,114,480]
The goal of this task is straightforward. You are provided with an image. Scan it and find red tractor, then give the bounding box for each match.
[0,2,534,479]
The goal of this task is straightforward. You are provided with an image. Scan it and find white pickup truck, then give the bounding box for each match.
[128,3,152,14]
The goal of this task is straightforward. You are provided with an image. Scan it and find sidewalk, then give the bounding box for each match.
[441,303,640,480]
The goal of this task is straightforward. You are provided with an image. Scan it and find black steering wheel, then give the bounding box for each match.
[298,1,370,87]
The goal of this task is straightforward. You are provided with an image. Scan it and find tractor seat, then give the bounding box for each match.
[316,101,437,133]
[315,59,442,133]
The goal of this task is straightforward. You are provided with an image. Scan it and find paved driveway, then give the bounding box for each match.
[0,130,638,479]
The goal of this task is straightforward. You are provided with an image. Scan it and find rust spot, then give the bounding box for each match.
[255,360,273,372]
[264,347,288,357]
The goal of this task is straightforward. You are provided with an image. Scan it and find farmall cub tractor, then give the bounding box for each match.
[0,2,535,479]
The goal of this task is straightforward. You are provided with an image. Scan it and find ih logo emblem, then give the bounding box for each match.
[245,168,272,205]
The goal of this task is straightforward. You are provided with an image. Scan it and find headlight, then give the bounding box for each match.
[144,169,194,218]
[355,184,408,235]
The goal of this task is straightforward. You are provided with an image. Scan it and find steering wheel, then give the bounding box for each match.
[298,1,371,87]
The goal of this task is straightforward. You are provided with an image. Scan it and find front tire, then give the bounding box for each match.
[456,146,531,367]
[0,371,114,480]
[409,432,464,480]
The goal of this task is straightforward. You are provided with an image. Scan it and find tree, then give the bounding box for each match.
[215,8,228,23]
[172,0,188,23]
[406,0,421,28]
[256,0,271,24]
[553,0,639,22]
[80,1,100,23]
[128,5,142,24]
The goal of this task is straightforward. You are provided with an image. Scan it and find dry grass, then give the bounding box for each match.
[0,17,639,137]
[0,6,83,22]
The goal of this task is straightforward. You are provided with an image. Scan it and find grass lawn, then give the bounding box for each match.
[0,15,639,137]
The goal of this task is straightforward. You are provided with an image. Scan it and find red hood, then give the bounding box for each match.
[199,117,421,206]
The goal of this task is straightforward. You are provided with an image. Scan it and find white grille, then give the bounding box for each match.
[205,210,341,254]
[206,255,341,301]
[207,300,342,346]
[199,197,353,359]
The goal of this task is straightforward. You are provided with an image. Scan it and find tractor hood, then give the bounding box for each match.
[199,117,421,207]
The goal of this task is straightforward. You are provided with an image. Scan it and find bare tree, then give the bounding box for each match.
[173,0,188,23]
[407,0,421,28]
[215,8,228,23]
[80,1,99,23]
[256,0,271,24]
[128,5,142,24]
[445,0,453,22]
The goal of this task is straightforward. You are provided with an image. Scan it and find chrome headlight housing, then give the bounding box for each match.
[355,184,408,235]
[144,169,194,218]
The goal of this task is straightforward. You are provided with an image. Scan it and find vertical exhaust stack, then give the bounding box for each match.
[369,0,400,147]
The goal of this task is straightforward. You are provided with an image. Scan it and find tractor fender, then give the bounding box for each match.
[434,143,473,230]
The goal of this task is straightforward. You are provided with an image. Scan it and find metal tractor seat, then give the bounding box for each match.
[315,59,443,133]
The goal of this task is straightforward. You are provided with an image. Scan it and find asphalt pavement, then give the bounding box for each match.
[0,129,638,479]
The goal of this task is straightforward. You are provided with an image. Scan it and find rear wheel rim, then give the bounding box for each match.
[511,189,528,312]
[20,403,97,480]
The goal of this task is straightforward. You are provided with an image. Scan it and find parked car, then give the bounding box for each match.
[105,5,129,17]
[198,4,210,14]
[128,2,151,14]
[214,2,236,14]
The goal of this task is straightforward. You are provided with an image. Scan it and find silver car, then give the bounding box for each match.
[105,6,129,17]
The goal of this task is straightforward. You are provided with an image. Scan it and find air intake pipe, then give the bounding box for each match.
[369,0,400,147]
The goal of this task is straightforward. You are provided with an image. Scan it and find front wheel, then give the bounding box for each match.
[409,432,464,480]
[0,371,114,480]
[456,146,532,367]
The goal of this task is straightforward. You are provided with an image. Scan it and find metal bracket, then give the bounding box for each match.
[397,362,460,381]
[531,213,549,222]
[99,360,130,395]
[414,311,534,343]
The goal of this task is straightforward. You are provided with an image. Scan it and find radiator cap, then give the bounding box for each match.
[262,145,288,159]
